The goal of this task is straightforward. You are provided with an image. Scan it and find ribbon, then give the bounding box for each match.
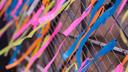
[25,21,62,72]
[11,0,23,19]
[81,39,117,72]
[0,0,12,17]
[0,0,6,10]
[75,0,121,69]
[116,0,127,17]
[89,0,104,23]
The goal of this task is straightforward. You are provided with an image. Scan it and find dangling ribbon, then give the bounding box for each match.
[64,0,121,70]
[89,0,105,23]
[42,0,93,69]
[63,4,92,36]
[62,31,85,60]
[32,0,51,55]
[81,39,117,72]
[0,0,56,56]
[6,10,51,69]
[63,0,96,36]
[62,0,96,60]
[76,5,105,68]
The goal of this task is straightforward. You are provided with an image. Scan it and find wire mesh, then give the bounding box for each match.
[0,0,128,72]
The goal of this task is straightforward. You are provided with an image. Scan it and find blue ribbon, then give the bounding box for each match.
[8,45,22,64]
[89,0,105,24]
[62,31,85,60]
[5,0,17,21]
[81,39,117,71]
[15,0,27,17]
[6,0,17,15]
[76,0,121,69]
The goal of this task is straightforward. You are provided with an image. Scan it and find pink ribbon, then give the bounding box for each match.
[78,58,90,72]
[42,5,92,70]
[25,21,62,72]
[0,0,6,10]
[13,0,64,40]
[114,63,123,72]
[63,4,92,36]
[38,0,65,23]
[12,5,44,40]
[116,0,127,17]
[43,39,65,72]
[31,5,44,29]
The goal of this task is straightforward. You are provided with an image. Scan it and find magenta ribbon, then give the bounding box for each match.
[63,4,92,36]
